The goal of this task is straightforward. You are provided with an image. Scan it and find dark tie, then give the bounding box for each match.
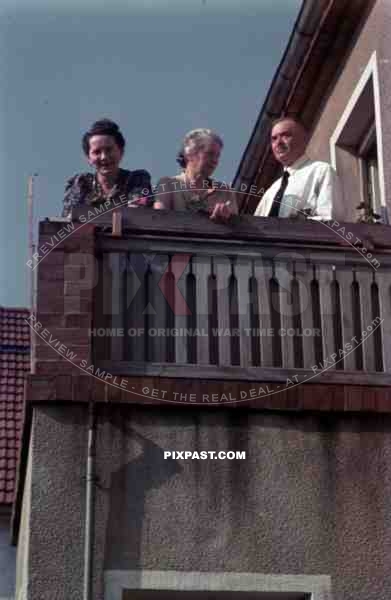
[269,170,290,217]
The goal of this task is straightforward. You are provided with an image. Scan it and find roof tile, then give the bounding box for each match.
[0,307,30,505]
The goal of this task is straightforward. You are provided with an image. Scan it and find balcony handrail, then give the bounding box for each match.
[67,206,391,250]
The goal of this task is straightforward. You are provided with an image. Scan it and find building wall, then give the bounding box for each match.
[0,510,16,600]
[306,0,390,218]
[15,428,34,600]
[18,406,87,600]
[377,0,391,210]
[17,403,391,600]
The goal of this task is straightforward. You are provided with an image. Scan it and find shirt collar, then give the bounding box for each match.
[285,154,310,175]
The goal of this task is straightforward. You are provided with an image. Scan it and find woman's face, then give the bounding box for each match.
[87,134,123,177]
[186,140,222,178]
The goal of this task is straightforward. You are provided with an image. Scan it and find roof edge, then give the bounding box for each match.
[233,0,377,213]
[233,0,326,194]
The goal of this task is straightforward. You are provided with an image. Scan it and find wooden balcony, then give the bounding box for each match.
[90,208,391,381]
[29,207,391,410]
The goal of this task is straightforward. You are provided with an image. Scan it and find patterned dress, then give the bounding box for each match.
[62,168,153,217]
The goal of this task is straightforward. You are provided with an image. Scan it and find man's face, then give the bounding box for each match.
[87,135,123,177]
[270,119,307,167]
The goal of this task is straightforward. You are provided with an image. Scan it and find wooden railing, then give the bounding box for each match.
[68,207,391,385]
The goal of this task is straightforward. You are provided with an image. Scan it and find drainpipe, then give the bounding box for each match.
[83,400,96,600]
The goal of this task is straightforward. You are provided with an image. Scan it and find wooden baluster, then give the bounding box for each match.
[125,253,148,362]
[335,268,356,370]
[377,270,391,372]
[355,270,376,371]
[233,258,253,368]
[254,258,274,367]
[109,252,126,361]
[193,256,211,366]
[215,256,231,367]
[101,253,113,360]
[92,254,105,361]
[316,265,336,370]
[296,261,315,369]
[274,260,295,368]
[147,254,169,363]
[175,260,191,364]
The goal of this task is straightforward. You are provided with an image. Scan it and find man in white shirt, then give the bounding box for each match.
[254,117,345,221]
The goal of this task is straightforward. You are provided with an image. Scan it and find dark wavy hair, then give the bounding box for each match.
[82,119,126,156]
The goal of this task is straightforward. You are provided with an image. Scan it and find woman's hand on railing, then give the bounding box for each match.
[209,200,236,224]
[128,194,153,208]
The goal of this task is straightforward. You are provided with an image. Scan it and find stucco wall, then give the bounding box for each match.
[15,428,34,600]
[22,404,391,600]
[306,0,390,217]
[21,406,87,600]
[377,0,391,211]
[0,511,16,599]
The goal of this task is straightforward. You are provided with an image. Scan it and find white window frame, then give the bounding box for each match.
[104,569,332,600]
[329,51,387,221]
[358,126,381,214]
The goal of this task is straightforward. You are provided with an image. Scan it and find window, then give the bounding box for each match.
[330,51,387,223]
[105,570,332,600]
[122,590,311,600]
[357,125,381,219]
[122,593,309,600]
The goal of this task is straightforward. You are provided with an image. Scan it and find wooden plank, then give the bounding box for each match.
[375,270,391,371]
[274,260,295,369]
[355,270,376,371]
[316,265,336,370]
[71,206,391,250]
[234,257,253,367]
[193,256,212,365]
[147,254,169,363]
[92,253,107,361]
[215,256,232,366]
[109,252,126,361]
[125,253,148,362]
[100,253,113,361]
[297,261,315,369]
[96,360,391,385]
[254,258,273,367]
[102,252,112,315]
[174,261,191,364]
[335,268,356,370]
[98,235,391,272]
[33,370,391,412]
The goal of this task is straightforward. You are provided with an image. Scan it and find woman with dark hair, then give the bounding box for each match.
[62,118,152,217]
[153,128,238,223]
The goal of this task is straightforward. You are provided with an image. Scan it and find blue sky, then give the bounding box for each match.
[0,0,301,307]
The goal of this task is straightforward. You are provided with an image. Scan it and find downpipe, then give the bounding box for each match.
[83,400,96,600]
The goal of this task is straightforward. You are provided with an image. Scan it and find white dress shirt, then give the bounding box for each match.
[254,155,345,221]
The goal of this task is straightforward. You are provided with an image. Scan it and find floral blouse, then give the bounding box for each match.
[153,175,239,215]
[62,168,153,217]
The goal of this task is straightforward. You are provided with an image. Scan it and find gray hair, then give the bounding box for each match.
[176,128,224,169]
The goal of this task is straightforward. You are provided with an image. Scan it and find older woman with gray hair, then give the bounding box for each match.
[154,128,238,223]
